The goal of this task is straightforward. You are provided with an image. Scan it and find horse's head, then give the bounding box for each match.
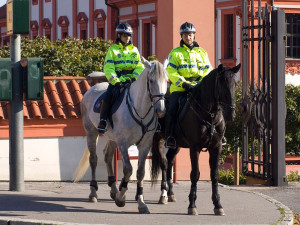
[143,59,168,118]
[215,63,241,121]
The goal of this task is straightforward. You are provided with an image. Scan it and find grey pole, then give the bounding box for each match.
[9,34,24,191]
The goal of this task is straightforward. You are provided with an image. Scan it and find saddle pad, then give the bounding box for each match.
[93,88,126,115]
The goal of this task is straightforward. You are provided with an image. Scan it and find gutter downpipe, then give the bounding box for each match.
[105,0,119,26]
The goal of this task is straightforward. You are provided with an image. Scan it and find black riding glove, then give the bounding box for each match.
[182,82,194,92]
[115,82,122,89]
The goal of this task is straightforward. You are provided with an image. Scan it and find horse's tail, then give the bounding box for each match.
[150,132,167,183]
[73,146,90,182]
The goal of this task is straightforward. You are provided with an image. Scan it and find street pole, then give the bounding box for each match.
[9,34,24,191]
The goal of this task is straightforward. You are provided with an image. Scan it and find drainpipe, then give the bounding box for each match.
[105,0,119,25]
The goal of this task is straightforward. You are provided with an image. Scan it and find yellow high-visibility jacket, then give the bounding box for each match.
[166,43,213,93]
[104,42,144,85]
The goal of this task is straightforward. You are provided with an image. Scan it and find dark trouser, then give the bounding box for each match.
[98,84,116,133]
[165,91,186,147]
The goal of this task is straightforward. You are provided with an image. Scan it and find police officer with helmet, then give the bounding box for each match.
[165,22,213,148]
[97,23,145,134]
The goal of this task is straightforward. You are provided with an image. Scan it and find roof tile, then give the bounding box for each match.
[0,76,106,121]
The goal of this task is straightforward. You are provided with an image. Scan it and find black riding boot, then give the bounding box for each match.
[97,100,110,134]
[165,116,176,148]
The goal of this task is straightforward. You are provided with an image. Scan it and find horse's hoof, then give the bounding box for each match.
[158,196,168,204]
[110,192,116,200]
[214,208,225,216]
[188,207,198,215]
[168,195,177,202]
[115,198,126,207]
[138,206,150,214]
[89,196,97,203]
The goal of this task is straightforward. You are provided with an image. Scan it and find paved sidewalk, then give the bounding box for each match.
[0,181,294,225]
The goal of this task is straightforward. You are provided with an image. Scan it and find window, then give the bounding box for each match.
[286,14,300,59]
[97,27,104,39]
[143,22,151,58]
[81,30,87,40]
[225,14,233,58]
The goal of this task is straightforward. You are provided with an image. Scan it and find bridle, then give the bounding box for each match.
[215,71,236,112]
[183,70,235,149]
[126,72,166,145]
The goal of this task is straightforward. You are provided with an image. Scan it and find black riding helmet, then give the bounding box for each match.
[116,23,133,35]
[180,22,196,34]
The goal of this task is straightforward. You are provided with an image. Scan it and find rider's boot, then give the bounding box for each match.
[165,116,176,148]
[97,100,110,134]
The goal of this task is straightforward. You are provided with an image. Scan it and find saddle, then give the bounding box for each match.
[93,85,128,129]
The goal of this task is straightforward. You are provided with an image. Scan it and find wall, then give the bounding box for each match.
[157,0,215,66]
[0,137,153,181]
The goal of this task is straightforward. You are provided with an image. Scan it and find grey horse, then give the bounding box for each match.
[73,59,168,214]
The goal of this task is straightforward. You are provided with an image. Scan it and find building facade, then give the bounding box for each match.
[0,0,300,181]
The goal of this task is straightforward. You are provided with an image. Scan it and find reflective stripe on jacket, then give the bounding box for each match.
[104,42,145,85]
[166,44,213,93]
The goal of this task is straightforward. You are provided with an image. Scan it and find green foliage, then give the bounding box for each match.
[286,171,300,182]
[285,85,300,155]
[218,168,247,185]
[223,83,300,157]
[0,36,113,77]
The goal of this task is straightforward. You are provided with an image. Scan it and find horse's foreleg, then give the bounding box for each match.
[135,147,150,214]
[209,146,225,216]
[166,147,180,202]
[188,147,200,215]
[115,143,132,207]
[104,141,118,200]
[87,133,100,203]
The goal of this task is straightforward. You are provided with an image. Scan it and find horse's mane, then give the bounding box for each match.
[192,68,218,104]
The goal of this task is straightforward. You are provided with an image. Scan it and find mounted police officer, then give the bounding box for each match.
[165,22,213,148]
[97,23,145,134]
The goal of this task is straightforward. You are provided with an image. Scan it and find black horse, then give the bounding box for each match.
[151,63,241,216]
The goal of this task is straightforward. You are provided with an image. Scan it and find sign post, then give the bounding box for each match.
[5,0,29,191]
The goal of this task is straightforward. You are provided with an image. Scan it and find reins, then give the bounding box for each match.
[126,75,165,146]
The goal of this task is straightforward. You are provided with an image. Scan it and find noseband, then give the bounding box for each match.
[147,77,165,106]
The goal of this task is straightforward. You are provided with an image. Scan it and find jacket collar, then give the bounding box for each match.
[116,38,132,49]
[180,39,199,50]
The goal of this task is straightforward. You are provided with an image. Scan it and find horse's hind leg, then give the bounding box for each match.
[166,147,180,202]
[104,140,118,200]
[209,146,225,216]
[188,147,200,215]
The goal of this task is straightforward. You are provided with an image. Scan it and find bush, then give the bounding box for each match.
[218,168,247,185]
[286,171,300,182]
[223,83,300,157]
[0,36,113,77]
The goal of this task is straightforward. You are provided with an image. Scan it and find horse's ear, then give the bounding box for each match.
[142,56,151,69]
[232,63,241,73]
[217,64,224,72]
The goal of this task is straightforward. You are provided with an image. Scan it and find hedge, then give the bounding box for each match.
[0,36,113,76]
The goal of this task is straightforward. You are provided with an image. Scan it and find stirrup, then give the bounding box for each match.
[97,119,107,134]
[165,136,176,148]
[222,137,227,146]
